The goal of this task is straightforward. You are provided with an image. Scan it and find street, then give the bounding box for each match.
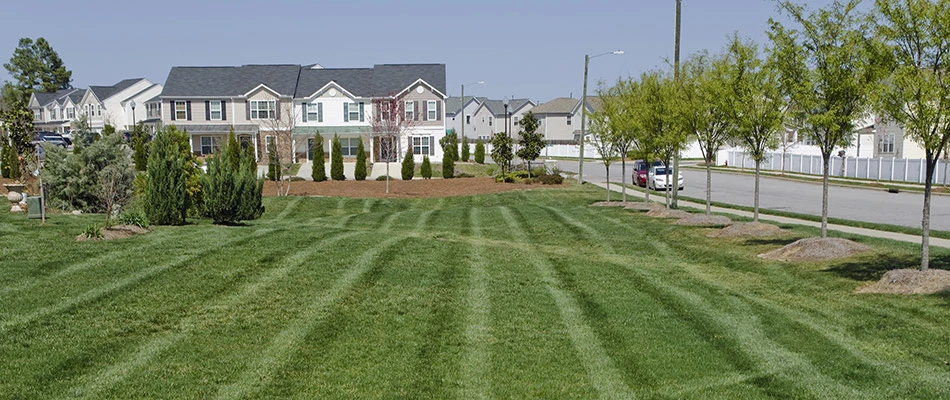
[557,160,950,231]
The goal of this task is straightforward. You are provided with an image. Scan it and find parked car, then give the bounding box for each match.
[647,165,684,191]
[632,160,664,186]
[33,131,70,148]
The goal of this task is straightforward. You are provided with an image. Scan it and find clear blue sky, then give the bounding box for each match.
[0,0,839,103]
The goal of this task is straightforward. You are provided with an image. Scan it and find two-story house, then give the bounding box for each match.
[28,78,163,135]
[29,88,84,133]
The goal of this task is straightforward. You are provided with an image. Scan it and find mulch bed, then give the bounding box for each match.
[675,214,733,227]
[708,222,790,238]
[758,237,871,261]
[644,208,692,219]
[855,269,950,295]
[262,177,551,198]
[75,225,150,241]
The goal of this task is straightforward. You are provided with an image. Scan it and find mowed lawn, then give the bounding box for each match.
[1,186,949,398]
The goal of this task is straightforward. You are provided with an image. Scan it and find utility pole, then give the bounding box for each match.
[671,0,682,208]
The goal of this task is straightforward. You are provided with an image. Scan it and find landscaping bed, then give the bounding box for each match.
[262,177,553,198]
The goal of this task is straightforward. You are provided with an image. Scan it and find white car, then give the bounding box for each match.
[647,166,684,191]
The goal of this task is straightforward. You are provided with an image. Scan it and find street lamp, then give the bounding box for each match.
[460,80,484,146]
[577,50,623,185]
[130,100,136,130]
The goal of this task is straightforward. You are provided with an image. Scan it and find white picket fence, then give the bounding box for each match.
[723,150,950,185]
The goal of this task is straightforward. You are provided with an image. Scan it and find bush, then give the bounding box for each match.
[119,210,149,228]
[421,155,432,179]
[461,136,470,162]
[42,134,135,214]
[331,135,345,181]
[311,133,326,181]
[354,138,367,181]
[537,173,564,185]
[144,126,189,225]
[531,167,546,177]
[82,224,103,239]
[201,132,264,224]
[455,172,474,178]
[376,175,397,181]
[474,139,485,164]
[441,135,457,179]
[401,147,415,180]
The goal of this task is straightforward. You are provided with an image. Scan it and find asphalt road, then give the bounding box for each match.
[557,160,950,231]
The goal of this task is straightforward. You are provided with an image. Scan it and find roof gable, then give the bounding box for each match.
[89,78,143,101]
[531,97,579,115]
[162,65,302,97]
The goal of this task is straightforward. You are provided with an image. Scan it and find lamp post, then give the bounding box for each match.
[577,50,623,185]
[129,100,136,131]
[460,80,484,146]
[503,97,510,173]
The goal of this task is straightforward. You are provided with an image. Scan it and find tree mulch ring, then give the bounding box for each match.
[758,237,871,261]
[855,269,950,295]
[262,177,544,198]
[75,225,150,241]
[709,222,790,238]
[645,208,692,219]
[590,201,634,207]
[675,214,733,227]
[623,202,664,211]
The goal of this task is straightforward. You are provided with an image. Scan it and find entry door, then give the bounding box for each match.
[307,138,314,161]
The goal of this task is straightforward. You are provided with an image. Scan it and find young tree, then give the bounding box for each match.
[731,36,784,222]
[3,37,72,103]
[641,70,686,208]
[587,106,619,201]
[769,0,882,237]
[602,79,639,203]
[370,96,416,193]
[202,131,264,224]
[677,50,737,214]
[874,0,950,271]
[145,126,188,225]
[516,111,544,174]
[311,133,327,182]
[474,139,486,164]
[0,100,34,180]
[490,132,514,174]
[401,146,415,180]
[441,133,457,179]
[460,135,470,162]
[354,138,367,181]
[42,133,134,214]
[131,122,150,171]
[421,155,432,179]
[260,101,297,196]
[330,134,345,180]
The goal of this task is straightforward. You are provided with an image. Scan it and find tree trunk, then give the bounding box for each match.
[754,159,761,223]
[621,158,627,203]
[386,162,390,194]
[921,156,936,271]
[665,170,672,209]
[605,167,611,202]
[821,153,830,238]
[705,160,712,215]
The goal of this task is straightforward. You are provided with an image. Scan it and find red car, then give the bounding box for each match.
[632,160,664,186]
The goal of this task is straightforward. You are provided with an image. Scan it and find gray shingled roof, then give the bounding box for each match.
[371,64,446,96]
[531,97,579,114]
[483,98,533,116]
[297,64,446,98]
[162,65,302,97]
[444,96,484,115]
[89,78,141,101]
[296,68,374,98]
[33,88,79,107]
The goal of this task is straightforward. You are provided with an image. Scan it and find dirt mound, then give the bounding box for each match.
[624,202,663,211]
[76,225,150,241]
[855,269,950,295]
[590,201,632,207]
[262,177,529,198]
[675,214,733,226]
[758,237,871,261]
[645,208,692,219]
[709,222,790,238]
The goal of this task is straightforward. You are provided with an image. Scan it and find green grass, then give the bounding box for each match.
[1,187,949,398]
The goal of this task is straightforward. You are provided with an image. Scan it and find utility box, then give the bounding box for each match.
[26,196,43,219]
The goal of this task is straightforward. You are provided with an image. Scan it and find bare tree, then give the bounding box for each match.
[260,99,298,196]
[370,95,417,194]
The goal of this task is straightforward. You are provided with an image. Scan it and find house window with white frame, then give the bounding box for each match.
[83,105,89,116]
[466,115,471,125]
[96,104,101,116]
[66,107,75,119]
[250,100,276,119]
[405,101,414,120]
[175,101,188,120]
[200,136,219,155]
[209,100,223,120]
[307,102,321,122]
[879,132,895,153]
[340,137,360,156]
[411,136,431,155]
[489,116,493,126]
[33,109,43,120]
[514,116,520,125]
[427,100,437,121]
[347,102,360,121]
[567,115,572,125]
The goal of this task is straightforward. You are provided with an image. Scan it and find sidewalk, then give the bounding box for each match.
[589,180,950,249]
[685,164,950,195]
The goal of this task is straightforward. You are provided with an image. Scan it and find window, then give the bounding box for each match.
[96,104,101,116]
[466,115,471,124]
[175,101,188,120]
[878,132,895,153]
[489,117,493,126]
[412,136,431,155]
[347,102,360,122]
[250,100,276,119]
[33,109,43,120]
[307,102,322,122]
[66,107,75,119]
[265,135,276,152]
[340,137,360,156]
[83,105,89,116]
[427,100,437,121]
[514,116,520,125]
[200,136,219,155]
[209,101,222,120]
[147,103,160,118]
[405,101,414,120]
[567,115,572,125]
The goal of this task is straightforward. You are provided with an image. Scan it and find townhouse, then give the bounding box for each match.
[159,63,447,164]
[445,96,535,143]
[28,78,163,134]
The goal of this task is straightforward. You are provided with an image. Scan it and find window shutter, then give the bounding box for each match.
[423,101,428,121]
[186,101,192,120]
[318,102,323,122]
[221,101,227,120]
[246,101,251,120]
[170,101,176,121]
[275,100,281,120]
[429,136,434,155]
[302,103,308,122]
[414,101,419,121]
[205,101,210,120]
[436,100,442,121]
[359,102,364,122]
[344,103,349,122]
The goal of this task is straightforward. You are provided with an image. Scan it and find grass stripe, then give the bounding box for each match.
[500,206,635,399]
[212,235,406,400]
[0,228,277,332]
[458,207,491,400]
[68,230,359,399]
[272,197,303,221]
